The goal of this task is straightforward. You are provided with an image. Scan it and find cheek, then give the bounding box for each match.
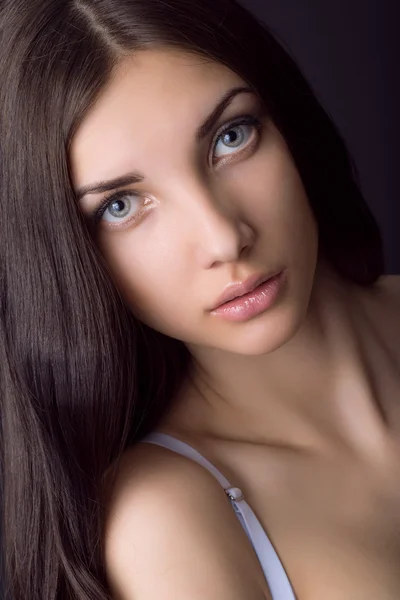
[98,232,191,332]
[232,139,315,234]
[231,141,318,284]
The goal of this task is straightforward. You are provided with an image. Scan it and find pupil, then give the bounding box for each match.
[225,130,238,144]
[112,200,125,212]
[109,197,131,219]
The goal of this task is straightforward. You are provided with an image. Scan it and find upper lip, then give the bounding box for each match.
[210,270,281,311]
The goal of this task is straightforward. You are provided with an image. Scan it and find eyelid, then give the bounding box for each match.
[210,114,262,163]
[93,192,155,232]
[213,115,251,143]
[91,188,140,223]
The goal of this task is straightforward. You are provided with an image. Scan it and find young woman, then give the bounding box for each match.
[1,0,399,598]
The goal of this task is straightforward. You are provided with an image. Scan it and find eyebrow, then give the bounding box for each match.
[75,85,255,201]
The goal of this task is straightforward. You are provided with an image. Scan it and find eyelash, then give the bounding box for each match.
[92,114,263,224]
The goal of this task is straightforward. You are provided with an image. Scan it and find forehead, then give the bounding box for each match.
[70,48,244,185]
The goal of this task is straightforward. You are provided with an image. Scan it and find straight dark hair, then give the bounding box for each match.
[0,0,385,598]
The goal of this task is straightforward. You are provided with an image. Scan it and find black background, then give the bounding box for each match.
[242,0,399,273]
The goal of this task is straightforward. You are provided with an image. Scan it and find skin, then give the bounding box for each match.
[70,47,396,459]
[70,47,400,598]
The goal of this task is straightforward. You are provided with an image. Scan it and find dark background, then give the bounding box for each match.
[242,0,399,273]
[0,0,399,595]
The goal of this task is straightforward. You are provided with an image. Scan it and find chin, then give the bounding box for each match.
[206,298,304,357]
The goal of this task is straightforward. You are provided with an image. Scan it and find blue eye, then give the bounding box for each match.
[214,116,261,160]
[104,196,137,222]
[93,191,142,224]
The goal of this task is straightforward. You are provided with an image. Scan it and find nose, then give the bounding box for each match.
[178,180,256,268]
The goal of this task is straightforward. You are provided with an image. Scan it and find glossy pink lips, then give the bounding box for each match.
[210,270,286,322]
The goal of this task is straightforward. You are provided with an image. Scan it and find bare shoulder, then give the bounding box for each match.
[380,274,400,297]
[103,441,271,600]
[364,274,400,326]
[364,274,400,359]
[376,274,400,330]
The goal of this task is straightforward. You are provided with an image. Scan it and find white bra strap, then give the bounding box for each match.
[141,432,296,599]
[141,432,233,489]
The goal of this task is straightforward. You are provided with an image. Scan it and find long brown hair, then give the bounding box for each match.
[0,0,384,598]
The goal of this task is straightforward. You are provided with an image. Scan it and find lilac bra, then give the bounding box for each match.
[141,431,296,599]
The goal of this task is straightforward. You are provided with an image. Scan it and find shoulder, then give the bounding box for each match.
[363,274,400,359]
[379,274,400,296]
[103,441,270,600]
[360,273,400,320]
[374,274,400,326]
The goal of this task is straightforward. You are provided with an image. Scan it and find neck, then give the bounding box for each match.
[177,260,388,458]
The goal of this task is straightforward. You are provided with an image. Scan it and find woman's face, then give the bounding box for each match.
[70,48,319,356]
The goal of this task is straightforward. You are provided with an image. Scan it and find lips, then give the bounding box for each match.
[210,270,281,311]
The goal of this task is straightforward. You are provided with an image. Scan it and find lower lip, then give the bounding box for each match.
[210,270,286,322]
